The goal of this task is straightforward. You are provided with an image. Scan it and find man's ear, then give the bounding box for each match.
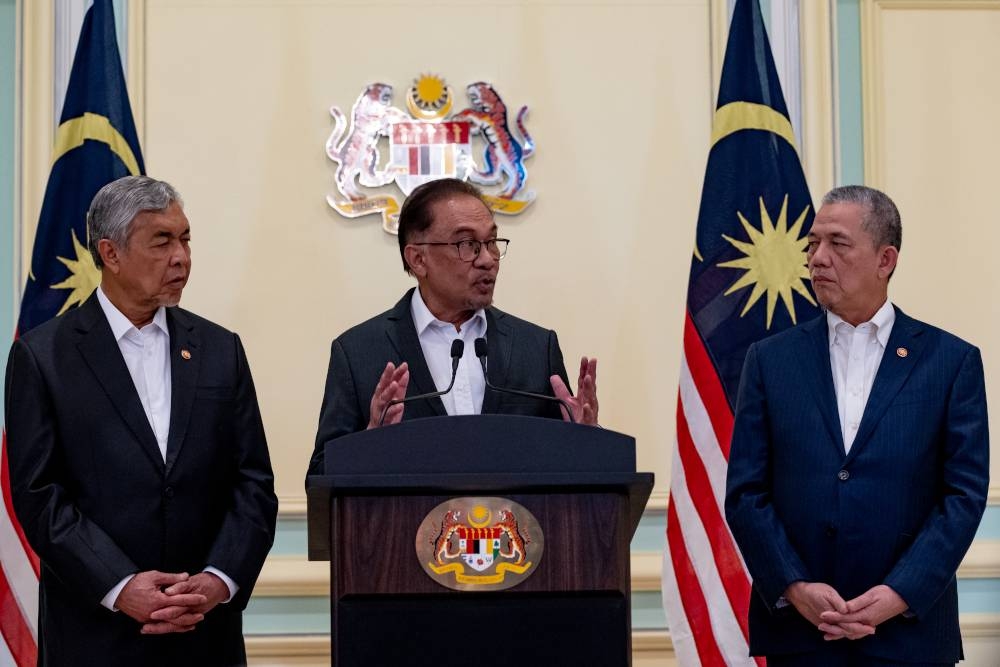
[878,245,898,280]
[404,245,427,278]
[97,239,121,274]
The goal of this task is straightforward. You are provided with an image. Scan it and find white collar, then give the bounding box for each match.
[410,287,486,335]
[96,286,169,340]
[826,299,895,348]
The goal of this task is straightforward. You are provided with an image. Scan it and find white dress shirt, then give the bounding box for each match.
[411,288,487,415]
[95,288,237,610]
[827,300,895,453]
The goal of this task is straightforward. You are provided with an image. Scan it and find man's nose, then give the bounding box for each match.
[473,246,496,269]
[169,241,190,265]
[808,243,829,268]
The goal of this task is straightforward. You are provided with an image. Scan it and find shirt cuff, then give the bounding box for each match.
[204,566,238,603]
[101,574,136,611]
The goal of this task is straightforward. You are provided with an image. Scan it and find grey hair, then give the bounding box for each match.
[87,175,183,267]
[821,185,902,251]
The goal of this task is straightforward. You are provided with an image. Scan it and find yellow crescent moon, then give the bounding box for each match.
[406,87,453,121]
[467,508,492,528]
[710,101,797,152]
[692,101,798,263]
[52,112,141,175]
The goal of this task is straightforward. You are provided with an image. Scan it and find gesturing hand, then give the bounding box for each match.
[818,584,907,640]
[368,361,409,428]
[115,571,207,632]
[550,357,599,425]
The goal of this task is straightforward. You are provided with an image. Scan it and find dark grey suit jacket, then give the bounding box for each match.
[4,295,278,666]
[309,288,570,475]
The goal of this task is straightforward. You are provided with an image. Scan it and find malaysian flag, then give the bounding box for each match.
[661,1,820,664]
[1,1,143,663]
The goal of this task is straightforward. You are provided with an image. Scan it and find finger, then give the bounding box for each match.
[141,621,197,635]
[549,374,570,401]
[838,622,876,638]
[581,403,596,426]
[586,357,597,384]
[845,590,876,613]
[161,580,195,595]
[155,593,208,608]
[390,362,409,384]
[819,623,848,639]
[822,589,849,614]
[147,571,189,587]
[382,402,404,426]
[577,357,589,384]
[549,375,573,421]
[394,370,410,400]
[150,605,206,623]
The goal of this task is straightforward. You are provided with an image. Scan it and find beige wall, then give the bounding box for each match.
[136,0,715,506]
[862,0,1000,485]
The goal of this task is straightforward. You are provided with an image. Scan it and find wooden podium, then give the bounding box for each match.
[306,415,653,667]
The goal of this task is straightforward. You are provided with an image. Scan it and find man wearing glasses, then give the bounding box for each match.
[308,178,598,474]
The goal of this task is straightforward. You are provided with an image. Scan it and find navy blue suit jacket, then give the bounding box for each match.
[308,288,570,476]
[725,307,989,662]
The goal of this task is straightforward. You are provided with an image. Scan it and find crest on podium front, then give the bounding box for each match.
[415,497,543,591]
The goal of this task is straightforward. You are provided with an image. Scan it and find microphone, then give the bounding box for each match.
[378,339,464,426]
[473,337,576,424]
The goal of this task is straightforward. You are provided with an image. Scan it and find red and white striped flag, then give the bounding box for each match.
[661,1,819,664]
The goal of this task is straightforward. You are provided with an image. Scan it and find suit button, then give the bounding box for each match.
[163,486,175,498]
[837,470,850,481]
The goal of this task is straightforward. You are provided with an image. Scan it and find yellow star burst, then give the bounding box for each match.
[717,195,816,328]
[51,229,101,316]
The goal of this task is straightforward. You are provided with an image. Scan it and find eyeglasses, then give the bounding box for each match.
[410,238,510,262]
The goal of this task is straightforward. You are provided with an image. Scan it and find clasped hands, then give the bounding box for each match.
[115,570,229,635]
[368,356,599,427]
[784,581,908,641]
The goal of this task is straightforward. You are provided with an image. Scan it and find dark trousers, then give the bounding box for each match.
[768,643,954,667]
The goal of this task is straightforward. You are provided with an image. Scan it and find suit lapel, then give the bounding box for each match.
[801,315,846,456]
[165,308,201,475]
[846,307,923,463]
[75,296,164,472]
[385,289,446,417]
[481,308,512,415]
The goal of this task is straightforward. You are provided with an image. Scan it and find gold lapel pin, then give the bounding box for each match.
[896,347,908,358]
[181,349,192,360]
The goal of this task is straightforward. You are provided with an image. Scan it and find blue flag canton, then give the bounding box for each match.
[687,0,821,409]
[18,0,144,335]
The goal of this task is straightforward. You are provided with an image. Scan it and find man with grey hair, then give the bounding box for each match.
[725,185,988,666]
[5,175,277,665]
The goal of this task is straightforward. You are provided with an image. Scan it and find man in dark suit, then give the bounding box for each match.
[309,178,598,474]
[725,185,989,666]
[4,176,278,665]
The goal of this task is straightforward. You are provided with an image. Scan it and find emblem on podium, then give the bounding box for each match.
[325,74,536,233]
[415,498,543,591]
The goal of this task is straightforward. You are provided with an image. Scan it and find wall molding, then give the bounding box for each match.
[860,0,1000,186]
[959,540,1000,579]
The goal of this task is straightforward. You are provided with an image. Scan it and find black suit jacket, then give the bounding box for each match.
[309,288,570,475]
[4,295,278,666]
[725,308,989,662]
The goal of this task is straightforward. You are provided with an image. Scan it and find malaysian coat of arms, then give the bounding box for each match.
[415,498,543,592]
[325,75,535,233]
